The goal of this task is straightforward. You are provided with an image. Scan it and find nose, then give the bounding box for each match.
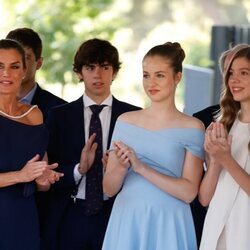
[2,68,10,77]
[93,66,101,77]
[230,74,240,83]
[148,76,157,86]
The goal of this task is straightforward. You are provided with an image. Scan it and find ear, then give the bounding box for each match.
[76,72,84,82]
[175,72,182,85]
[112,72,117,82]
[36,57,43,70]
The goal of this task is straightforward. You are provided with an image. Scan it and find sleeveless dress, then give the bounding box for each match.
[0,114,48,250]
[102,120,205,250]
[200,118,250,250]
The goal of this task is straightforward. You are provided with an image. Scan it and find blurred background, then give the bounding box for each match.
[0,0,249,112]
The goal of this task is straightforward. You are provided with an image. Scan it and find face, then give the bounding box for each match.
[22,46,42,86]
[228,57,250,103]
[0,48,26,95]
[77,62,116,101]
[142,55,181,102]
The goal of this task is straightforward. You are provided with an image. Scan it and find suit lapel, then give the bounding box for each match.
[72,97,85,151]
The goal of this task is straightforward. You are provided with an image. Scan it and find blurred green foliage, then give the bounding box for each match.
[2,0,122,86]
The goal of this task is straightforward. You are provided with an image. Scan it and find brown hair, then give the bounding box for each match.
[143,42,185,73]
[218,44,250,152]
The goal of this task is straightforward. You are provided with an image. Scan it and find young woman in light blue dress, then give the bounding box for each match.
[102,42,205,250]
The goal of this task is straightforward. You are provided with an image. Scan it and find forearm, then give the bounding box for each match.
[0,171,23,188]
[136,164,199,203]
[198,161,221,206]
[103,167,128,197]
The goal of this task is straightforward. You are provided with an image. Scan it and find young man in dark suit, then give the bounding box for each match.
[43,38,141,250]
[6,28,67,120]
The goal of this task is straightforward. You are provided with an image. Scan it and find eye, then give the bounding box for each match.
[156,73,165,78]
[101,64,110,70]
[143,73,149,79]
[85,65,94,71]
[240,70,249,76]
[11,65,20,69]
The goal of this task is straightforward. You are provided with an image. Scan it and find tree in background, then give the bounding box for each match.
[1,0,121,96]
[0,0,249,105]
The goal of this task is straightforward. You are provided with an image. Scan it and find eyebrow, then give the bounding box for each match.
[0,61,21,65]
[230,67,250,71]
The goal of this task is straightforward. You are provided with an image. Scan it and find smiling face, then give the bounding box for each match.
[228,57,250,104]
[142,55,181,103]
[77,62,116,102]
[0,48,26,96]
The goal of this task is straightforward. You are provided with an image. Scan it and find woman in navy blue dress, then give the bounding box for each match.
[0,39,63,250]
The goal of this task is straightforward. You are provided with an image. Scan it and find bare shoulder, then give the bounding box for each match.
[181,113,205,131]
[20,104,43,125]
[118,109,143,123]
[29,106,43,125]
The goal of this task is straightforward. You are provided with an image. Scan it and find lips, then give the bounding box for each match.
[231,86,244,94]
[93,82,104,86]
[148,89,159,95]
[0,80,13,85]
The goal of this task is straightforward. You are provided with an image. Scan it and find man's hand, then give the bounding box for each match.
[78,133,98,175]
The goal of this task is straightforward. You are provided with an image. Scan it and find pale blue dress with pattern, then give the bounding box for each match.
[102,120,205,250]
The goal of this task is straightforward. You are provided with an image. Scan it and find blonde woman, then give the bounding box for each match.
[199,44,250,250]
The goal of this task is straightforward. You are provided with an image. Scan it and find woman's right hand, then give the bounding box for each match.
[18,154,47,183]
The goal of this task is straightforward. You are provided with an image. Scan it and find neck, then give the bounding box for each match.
[0,95,18,114]
[238,104,250,123]
[147,101,179,120]
[17,81,36,100]
[85,93,110,105]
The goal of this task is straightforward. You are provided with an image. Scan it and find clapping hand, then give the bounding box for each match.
[78,133,98,175]
[19,154,49,183]
[204,122,232,164]
[113,141,141,172]
[35,162,64,190]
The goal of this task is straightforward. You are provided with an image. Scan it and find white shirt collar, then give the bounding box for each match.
[20,83,38,104]
[83,94,112,108]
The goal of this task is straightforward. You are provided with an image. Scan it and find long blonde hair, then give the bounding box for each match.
[218,45,250,151]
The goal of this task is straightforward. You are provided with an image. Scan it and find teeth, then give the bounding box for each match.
[0,81,11,84]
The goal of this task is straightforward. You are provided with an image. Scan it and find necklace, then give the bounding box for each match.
[0,105,38,119]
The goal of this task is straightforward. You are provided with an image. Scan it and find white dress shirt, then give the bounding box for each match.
[73,94,112,200]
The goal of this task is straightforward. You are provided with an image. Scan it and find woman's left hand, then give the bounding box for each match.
[113,141,142,172]
[204,122,232,164]
[35,163,64,190]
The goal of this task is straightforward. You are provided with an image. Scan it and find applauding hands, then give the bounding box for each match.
[18,154,64,191]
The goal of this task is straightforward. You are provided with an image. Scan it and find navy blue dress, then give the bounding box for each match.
[0,115,48,250]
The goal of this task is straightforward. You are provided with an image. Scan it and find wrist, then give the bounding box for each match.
[78,164,87,175]
[133,162,146,175]
[16,170,25,183]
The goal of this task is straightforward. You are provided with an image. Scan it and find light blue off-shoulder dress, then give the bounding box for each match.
[102,120,205,250]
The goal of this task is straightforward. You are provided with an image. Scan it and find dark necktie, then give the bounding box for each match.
[84,104,106,216]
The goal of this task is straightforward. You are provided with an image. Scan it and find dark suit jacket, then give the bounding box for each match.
[191,104,220,247]
[42,96,140,250]
[31,84,67,121]
[31,84,67,236]
[193,104,220,128]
